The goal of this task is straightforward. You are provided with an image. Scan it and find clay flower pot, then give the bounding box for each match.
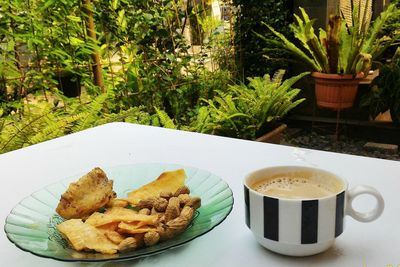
[256,123,287,144]
[311,72,364,110]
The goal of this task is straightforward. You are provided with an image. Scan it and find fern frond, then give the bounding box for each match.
[271,69,286,86]
[280,98,306,117]
[279,72,310,92]
[0,111,49,152]
[71,93,109,132]
[363,3,397,56]
[28,113,84,145]
[154,107,176,129]
[257,23,321,72]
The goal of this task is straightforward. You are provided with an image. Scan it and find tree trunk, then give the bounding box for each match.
[82,0,105,92]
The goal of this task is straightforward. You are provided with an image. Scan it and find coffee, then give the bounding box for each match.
[244,166,385,256]
[251,172,341,199]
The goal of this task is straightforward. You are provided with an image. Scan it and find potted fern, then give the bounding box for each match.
[258,1,398,110]
[190,70,308,142]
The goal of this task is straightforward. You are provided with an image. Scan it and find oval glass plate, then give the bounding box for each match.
[4,163,234,262]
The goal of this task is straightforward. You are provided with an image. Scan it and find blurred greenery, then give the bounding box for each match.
[233,0,292,79]
[2,0,395,154]
[190,70,308,140]
[361,47,400,124]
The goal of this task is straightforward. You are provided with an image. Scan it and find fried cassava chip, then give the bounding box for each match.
[57,219,119,254]
[117,222,158,234]
[85,207,159,227]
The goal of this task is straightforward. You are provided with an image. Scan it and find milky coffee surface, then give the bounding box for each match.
[252,175,337,199]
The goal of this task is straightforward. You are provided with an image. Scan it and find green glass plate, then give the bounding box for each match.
[4,163,234,262]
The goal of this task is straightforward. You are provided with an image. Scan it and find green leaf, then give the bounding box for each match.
[69,37,85,46]
[154,107,176,129]
[111,0,119,10]
[258,23,322,72]
[67,16,81,23]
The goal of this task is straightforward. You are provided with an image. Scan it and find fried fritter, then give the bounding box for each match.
[56,167,115,219]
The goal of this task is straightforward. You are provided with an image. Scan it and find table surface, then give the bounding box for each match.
[1,122,399,267]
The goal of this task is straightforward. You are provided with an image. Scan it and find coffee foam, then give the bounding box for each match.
[251,173,340,199]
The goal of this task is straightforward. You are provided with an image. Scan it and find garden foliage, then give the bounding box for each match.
[3,1,379,153]
[0,0,236,153]
[361,47,400,124]
[259,1,399,75]
[233,0,292,79]
[191,70,308,140]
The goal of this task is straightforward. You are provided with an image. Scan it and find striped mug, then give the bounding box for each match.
[244,166,384,256]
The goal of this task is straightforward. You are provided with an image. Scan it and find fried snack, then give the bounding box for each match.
[85,207,159,227]
[101,230,126,245]
[57,219,118,254]
[126,169,186,205]
[106,198,129,208]
[118,222,158,234]
[56,168,115,219]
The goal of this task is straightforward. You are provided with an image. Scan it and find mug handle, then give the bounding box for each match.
[346,185,385,222]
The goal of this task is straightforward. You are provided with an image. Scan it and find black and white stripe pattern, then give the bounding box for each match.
[244,186,345,244]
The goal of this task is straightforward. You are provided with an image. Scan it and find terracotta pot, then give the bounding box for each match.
[256,123,287,144]
[311,72,363,110]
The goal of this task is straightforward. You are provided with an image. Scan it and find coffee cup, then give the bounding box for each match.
[243,166,384,256]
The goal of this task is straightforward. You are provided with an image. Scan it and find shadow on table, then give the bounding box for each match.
[76,243,191,267]
[252,240,366,264]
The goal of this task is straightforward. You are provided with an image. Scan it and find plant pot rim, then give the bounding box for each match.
[255,123,287,143]
[311,72,364,80]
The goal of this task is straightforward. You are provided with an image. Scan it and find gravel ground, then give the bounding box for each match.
[283,129,400,161]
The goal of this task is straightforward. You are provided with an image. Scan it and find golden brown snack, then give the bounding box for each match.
[103,231,126,245]
[118,222,158,234]
[106,198,129,208]
[138,208,151,215]
[127,169,186,205]
[56,168,115,219]
[57,219,118,254]
[85,207,158,227]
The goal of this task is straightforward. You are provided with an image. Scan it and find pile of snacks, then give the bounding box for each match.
[55,168,201,254]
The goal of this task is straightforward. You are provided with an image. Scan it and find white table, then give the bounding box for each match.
[1,122,399,267]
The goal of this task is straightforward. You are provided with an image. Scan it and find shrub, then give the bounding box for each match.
[191,70,308,140]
